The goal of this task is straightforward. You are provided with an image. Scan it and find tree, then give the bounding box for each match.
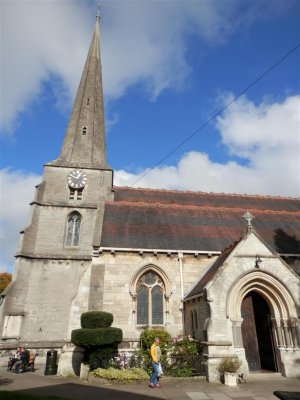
[0,273,12,293]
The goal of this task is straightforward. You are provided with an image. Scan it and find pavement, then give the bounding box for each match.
[0,361,299,400]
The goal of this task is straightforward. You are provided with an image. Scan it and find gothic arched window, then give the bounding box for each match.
[136,271,164,326]
[66,212,81,246]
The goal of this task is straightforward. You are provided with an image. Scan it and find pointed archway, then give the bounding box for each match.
[227,270,299,376]
[241,291,277,372]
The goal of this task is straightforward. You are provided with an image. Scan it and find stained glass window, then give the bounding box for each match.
[144,272,156,285]
[152,285,163,325]
[66,212,81,246]
[137,286,149,325]
[136,270,164,326]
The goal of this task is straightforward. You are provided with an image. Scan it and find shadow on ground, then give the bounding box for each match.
[13,383,164,400]
[0,377,14,385]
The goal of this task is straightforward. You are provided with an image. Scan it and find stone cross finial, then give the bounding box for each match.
[243,210,254,229]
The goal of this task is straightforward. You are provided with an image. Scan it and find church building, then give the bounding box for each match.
[1,17,299,381]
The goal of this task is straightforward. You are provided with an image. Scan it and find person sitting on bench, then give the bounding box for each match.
[7,347,21,370]
[15,347,28,373]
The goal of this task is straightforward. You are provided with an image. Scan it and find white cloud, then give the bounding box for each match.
[1,95,299,272]
[0,169,41,272]
[115,95,300,197]
[1,0,293,132]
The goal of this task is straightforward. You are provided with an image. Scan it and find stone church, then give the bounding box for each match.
[1,17,299,380]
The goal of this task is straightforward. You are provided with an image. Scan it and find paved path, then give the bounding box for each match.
[0,365,299,400]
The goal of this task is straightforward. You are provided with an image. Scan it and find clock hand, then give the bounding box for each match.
[69,174,78,179]
[77,171,83,179]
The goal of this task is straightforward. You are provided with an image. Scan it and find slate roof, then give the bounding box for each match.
[100,187,300,254]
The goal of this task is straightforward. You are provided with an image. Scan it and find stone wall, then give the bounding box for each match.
[0,258,91,346]
[93,251,216,340]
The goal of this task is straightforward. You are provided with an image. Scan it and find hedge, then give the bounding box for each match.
[71,327,122,347]
[81,311,113,329]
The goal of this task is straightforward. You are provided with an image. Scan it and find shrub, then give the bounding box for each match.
[81,311,113,329]
[93,367,149,383]
[71,327,122,347]
[171,336,198,356]
[140,328,171,352]
[217,357,241,374]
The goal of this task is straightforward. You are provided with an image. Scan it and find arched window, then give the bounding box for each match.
[66,212,81,246]
[136,271,164,326]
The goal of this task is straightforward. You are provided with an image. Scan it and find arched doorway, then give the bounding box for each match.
[241,291,276,372]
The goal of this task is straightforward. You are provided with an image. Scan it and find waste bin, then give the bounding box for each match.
[44,350,57,375]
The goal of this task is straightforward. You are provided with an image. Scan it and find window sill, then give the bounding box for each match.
[136,325,165,328]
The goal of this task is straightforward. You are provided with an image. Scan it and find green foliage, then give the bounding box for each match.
[89,346,117,370]
[128,349,146,369]
[129,348,152,374]
[93,367,149,383]
[164,336,200,377]
[130,331,203,377]
[171,336,198,356]
[140,328,171,352]
[217,357,241,374]
[167,363,194,377]
[71,327,122,347]
[81,311,113,329]
[128,329,171,375]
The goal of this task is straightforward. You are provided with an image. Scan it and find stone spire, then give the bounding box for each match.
[53,15,109,169]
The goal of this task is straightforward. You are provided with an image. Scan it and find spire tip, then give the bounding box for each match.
[96,3,100,20]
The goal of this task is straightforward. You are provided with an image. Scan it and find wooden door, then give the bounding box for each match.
[241,294,261,372]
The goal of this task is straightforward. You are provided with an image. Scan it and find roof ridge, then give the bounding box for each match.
[106,201,300,215]
[113,186,299,201]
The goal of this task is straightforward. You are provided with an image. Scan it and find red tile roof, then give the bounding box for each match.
[100,187,300,254]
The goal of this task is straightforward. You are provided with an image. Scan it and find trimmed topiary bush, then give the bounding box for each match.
[71,327,122,347]
[81,311,113,329]
[71,310,123,370]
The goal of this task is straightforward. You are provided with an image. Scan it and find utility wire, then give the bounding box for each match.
[129,43,300,187]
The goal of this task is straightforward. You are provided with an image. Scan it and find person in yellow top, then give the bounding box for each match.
[149,337,161,388]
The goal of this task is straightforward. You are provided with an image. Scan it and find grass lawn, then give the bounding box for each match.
[0,392,69,400]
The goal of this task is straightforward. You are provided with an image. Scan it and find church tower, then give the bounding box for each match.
[0,16,113,346]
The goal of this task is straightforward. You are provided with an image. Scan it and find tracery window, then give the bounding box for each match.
[66,212,81,246]
[136,271,164,326]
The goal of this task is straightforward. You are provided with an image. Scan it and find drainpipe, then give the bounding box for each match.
[178,252,185,334]
[178,252,184,307]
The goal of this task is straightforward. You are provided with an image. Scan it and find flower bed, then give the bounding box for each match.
[93,367,149,384]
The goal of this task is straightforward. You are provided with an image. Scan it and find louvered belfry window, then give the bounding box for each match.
[136,271,164,326]
[66,212,81,246]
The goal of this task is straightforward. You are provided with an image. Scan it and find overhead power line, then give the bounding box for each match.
[129,43,300,187]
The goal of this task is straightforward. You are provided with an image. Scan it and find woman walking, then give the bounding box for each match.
[149,337,161,388]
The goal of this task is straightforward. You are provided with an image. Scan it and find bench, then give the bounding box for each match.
[10,351,36,373]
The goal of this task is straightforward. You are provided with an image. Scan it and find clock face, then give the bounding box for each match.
[67,170,87,189]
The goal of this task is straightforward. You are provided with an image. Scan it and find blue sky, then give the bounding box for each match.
[0,0,300,271]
